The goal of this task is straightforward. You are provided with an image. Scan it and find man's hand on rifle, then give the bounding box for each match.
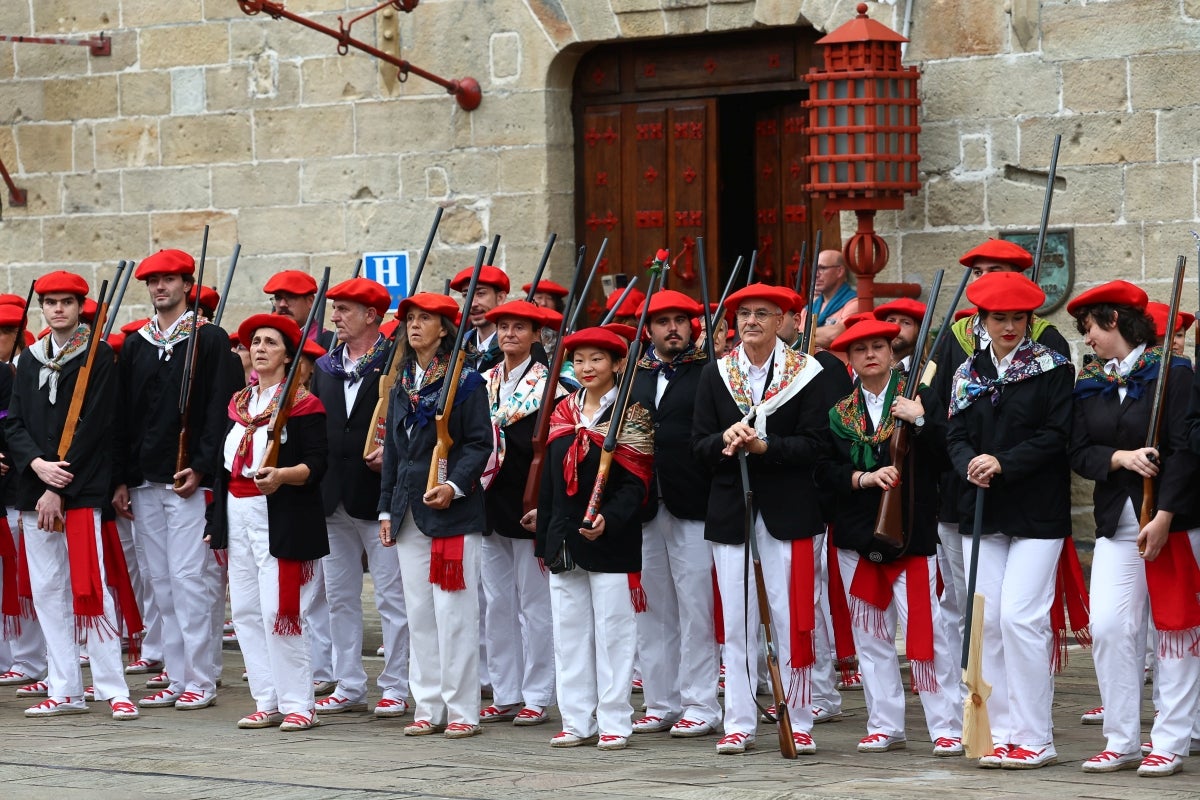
[722,421,766,457]
[35,490,64,533]
[364,445,384,474]
[172,467,202,499]
[422,483,454,510]
[32,457,73,491]
[112,484,135,521]
[580,513,605,540]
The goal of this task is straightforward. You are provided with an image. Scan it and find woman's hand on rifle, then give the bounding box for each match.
[35,490,64,533]
[32,457,73,490]
[364,445,384,474]
[579,513,605,540]
[891,396,924,424]
[722,421,765,457]
[966,454,1001,488]
[1138,511,1172,561]
[1113,446,1160,478]
[423,483,454,510]
[856,465,899,491]
[173,467,202,499]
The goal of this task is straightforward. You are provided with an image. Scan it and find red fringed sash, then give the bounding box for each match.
[17,525,34,621]
[825,542,859,685]
[712,566,724,644]
[628,572,647,614]
[1145,531,1200,658]
[1050,538,1092,672]
[786,539,815,707]
[0,517,20,638]
[64,509,119,644]
[847,554,937,692]
[100,520,144,662]
[273,558,316,636]
[429,536,467,591]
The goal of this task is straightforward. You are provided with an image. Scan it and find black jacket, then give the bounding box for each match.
[1073,360,1198,537]
[6,338,116,511]
[378,367,491,537]
[114,320,243,488]
[207,405,330,562]
[691,354,834,544]
[534,399,647,573]
[630,355,709,522]
[483,358,554,540]
[945,352,1074,539]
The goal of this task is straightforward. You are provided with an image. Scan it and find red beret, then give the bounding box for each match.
[450,266,510,293]
[229,330,242,347]
[605,288,646,317]
[327,277,391,316]
[263,270,318,296]
[965,271,1045,313]
[22,330,33,347]
[562,327,629,359]
[1146,302,1196,338]
[34,271,89,297]
[187,284,221,313]
[380,318,401,340]
[602,323,638,343]
[121,317,150,335]
[135,249,195,279]
[958,238,1033,270]
[107,331,126,355]
[841,311,876,329]
[831,319,901,353]
[539,308,564,329]
[873,297,926,324]
[37,326,49,340]
[301,338,327,359]
[484,299,545,326]
[0,305,23,327]
[81,297,98,323]
[396,292,461,322]
[725,283,796,314]
[1066,280,1148,315]
[0,293,27,309]
[638,289,703,318]
[238,313,303,353]
[522,279,569,297]
[954,306,977,322]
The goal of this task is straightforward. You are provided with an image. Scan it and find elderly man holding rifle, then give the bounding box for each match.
[112,247,243,712]
[5,272,135,720]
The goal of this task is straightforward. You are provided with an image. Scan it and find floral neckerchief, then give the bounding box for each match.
[1074,345,1185,402]
[949,336,1069,416]
[26,324,91,404]
[139,311,206,361]
[225,380,320,475]
[480,360,551,489]
[829,371,906,470]
[322,334,389,384]
[720,341,806,417]
[637,342,707,381]
[398,353,449,430]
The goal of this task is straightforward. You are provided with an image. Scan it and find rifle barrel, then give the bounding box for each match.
[567,238,607,332]
[213,243,240,327]
[696,236,715,360]
[525,233,557,302]
[598,278,639,326]
[1031,134,1062,285]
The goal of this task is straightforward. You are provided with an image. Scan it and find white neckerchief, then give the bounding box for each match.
[861,383,887,430]
[1106,343,1145,403]
[578,385,618,429]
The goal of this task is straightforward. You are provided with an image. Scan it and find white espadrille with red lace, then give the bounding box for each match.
[1001,744,1057,769]
[632,714,673,733]
[16,680,48,697]
[716,731,755,754]
[237,710,284,729]
[979,743,1010,768]
[0,670,45,687]
[1080,706,1104,725]
[110,699,139,721]
[858,732,906,753]
[933,736,963,756]
[145,671,170,689]
[793,731,817,754]
[373,696,410,718]
[550,730,595,747]
[444,721,481,739]
[315,693,367,714]
[1138,752,1183,777]
[174,689,216,710]
[1081,749,1140,773]
[25,696,88,717]
[403,719,444,736]
[513,707,549,726]
[598,734,628,751]
[479,704,519,722]
[124,658,162,675]
[279,711,320,731]
[670,718,714,738]
[139,687,181,708]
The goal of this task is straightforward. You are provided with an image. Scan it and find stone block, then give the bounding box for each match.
[469,91,562,148]
[94,119,160,169]
[43,74,119,122]
[0,3,31,30]
[171,68,207,116]
[1043,0,1200,61]
[922,58,1059,122]
[988,165,1121,228]
[0,81,45,124]
[425,167,449,199]
[236,205,347,255]
[707,0,757,31]
[1069,223,1142,288]
[0,127,15,166]
[356,98,456,155]
[42,213,150,264]
[905,0,1005,61]
[63,172,123,214]
[15,123,73,173]
[1130,53,1200,109]
[402,150,498,199]
[0,219,45,263]
[1019,114,1155,168]
[300,55,379,105]
[119,72,172,117]
[611,0,662,12]
[138,24,229,69]
[213,161,301,209]
[1142,222,1200,282]
[303,156,401,204]
[489,194,550,244]
[1,174,62,216]
[12,37,89,78]
[664,6,709,34]
[1062,59,1127,114]
[925,177,985,228]
[96,30,140,75]
[438,205,487,246]
[490,32,522,83]
[1158,107,1200,162]
[73,121,93,172]
[564,1,620,43]
[0,41,14,81]
[498,146,555,194]
[914,122,959,177]
[1125,162,1194,222]
[31,1,114,34]
[253,106,355,160]
[898,230,989,278]
[961,134,988,174]
[160,113,252,167]
[346,200,444,262]
[149,211,238,255]
[122,166,213,213]
[122,0,203,27]
[616,9,668,38]
[207,60,301,111]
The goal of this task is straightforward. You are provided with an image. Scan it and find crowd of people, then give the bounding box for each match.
[0,235,1197,780]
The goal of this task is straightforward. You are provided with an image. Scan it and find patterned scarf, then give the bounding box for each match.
[139,311,205,361]
[399,354,450,430]
[951,313,1055,359]
[1074,346,1185,402]
[546,391,654,497]
[716,340,821,436]
[225,381,316,475]
[828,371,906,470]
[25,324,90,404]
[481,360,551,489]
[319,334,389,384]
[949,336,1069,416]
[812,282,856,325]
[637,342,707,381]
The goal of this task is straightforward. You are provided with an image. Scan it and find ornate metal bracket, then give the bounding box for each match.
[0,156,27,215]
[0,33,111,56]
[238,0,481,111]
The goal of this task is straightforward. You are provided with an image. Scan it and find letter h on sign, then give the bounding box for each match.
[363,251,411,312]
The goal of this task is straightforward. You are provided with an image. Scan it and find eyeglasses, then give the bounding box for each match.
[816,264,841,271]
[735,309,782,322]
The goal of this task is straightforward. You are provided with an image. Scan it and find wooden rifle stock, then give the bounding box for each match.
[1140,255,1187,534]
[175,225,209,489]
[961,486,992,758]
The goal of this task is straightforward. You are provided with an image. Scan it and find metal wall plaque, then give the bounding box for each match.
[999,229,1074,314]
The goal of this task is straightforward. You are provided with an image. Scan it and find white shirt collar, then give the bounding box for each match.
[989,343,1017,376]
[578,385,618,429]
[1105,343,1146,379]
[861,383,887,429]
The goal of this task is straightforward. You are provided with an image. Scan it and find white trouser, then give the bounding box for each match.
[482,535,555,708]
[961,533,1061,747]
[394,511,480,726]
[2,509,47,676]
[22,510,126,701]
[131,483,221,694]
[550,568,636,738]
[636,508,721,725]
[713,524,822,737]
[227,494,316,716]
[116,515,164,663]
[837,549,962,740]
[936,522,967,676]
[323,504,409,702]
[1092,510,1200,756]
[304,560,334,683]
[478,580,490,689]
[811,532,842,714]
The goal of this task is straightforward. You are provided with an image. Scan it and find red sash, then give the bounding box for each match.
[847,553,937,692]
[1145,531,1200,658]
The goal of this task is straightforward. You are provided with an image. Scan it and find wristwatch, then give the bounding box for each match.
[913,415,926,429]
[758,433,770,450]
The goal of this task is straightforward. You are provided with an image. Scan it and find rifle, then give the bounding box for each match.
[697,236,715,360]
[1030,134,1062,285]
[738,448,797,759]
[567,238,608,331]
[352,257,363,279]
[524,233,556,302]
[523,245,588,513]
[101,263,132,340]
[174,225,209,490]
[1140,255,1187,543]
[872,268,945,549]
[581,268,659,527]
[362,206,443,459]
[961,486,992,758]
[212,243,240,328]
[52,280,110,532]
[791,241,809,295]
[427,246,486,491]
[745,250,758,288]
[6,280,35,364]
[799,230,823,354]
[1193,231,1200,364]
[260,267,331,470]
[486,234,501,267]
[712,255,745,324]
[598,278,639,326]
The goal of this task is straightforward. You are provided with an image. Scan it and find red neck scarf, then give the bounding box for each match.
[545,392,653,497]
[1145,531,1200,658]
[847,553,937,692]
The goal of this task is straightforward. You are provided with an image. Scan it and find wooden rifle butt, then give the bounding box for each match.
[753,558,798,759]
[174,429,189,489]
[582,449,613,527]
[522,451,543,515]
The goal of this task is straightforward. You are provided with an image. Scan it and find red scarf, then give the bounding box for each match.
[825,540,859,685]
[429,536,466,592]
[273,558,317,636]
[17,525,34,621]
[1145,531,1200,658]
[64,509,119,644]
[100,520,144,660]
[0,518,20,638]
[545,393,653,497]
[1050,538,1092,672]
[712,566,724,644]
[786,539,816,707]
[225,384,322,476]
[847,553,937,692]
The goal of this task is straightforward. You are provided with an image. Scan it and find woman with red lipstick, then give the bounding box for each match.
[945,271,1073,770]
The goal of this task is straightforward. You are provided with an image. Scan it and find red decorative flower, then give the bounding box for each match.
[656,248,670,262]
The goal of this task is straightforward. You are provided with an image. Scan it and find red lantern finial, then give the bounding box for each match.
[856,2,868,16]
